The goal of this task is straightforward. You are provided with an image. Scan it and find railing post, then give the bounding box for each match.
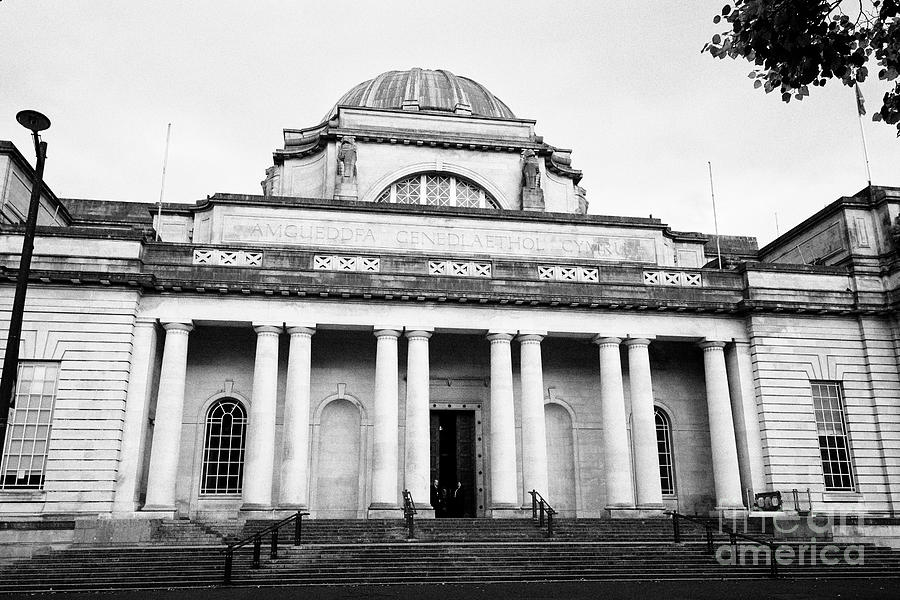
[539,500,545,527]
[705,525,713,554]
[224,547,233,585]
[294,511,302,546]
[770,543,778,578]
[673,514,681,544]
[531,490,537,520]
[271,529,279,559]
[547,510,554,537]
[252,535,261,568]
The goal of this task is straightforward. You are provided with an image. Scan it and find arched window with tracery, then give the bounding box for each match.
[655,407,675,495]
[374,173,500,209]
[200,399,247,495]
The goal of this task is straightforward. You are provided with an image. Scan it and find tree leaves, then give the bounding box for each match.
[703,0,900,134]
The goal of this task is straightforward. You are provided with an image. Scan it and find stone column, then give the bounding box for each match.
[142,321,192,512]
[113,317,158,514]
[518,333,549,501]
[279,325,315,508]
[370,328,401,514]
[487,332,519,511]
[699,341,745,511]
[404,330,432,511]
[625,338,664,512]
[242,323,282,510]
[725,341,767,496]
[594,336,635,512]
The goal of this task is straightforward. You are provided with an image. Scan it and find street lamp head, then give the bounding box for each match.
[16,110,51,133]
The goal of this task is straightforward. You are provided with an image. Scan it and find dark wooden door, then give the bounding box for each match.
[454,412,476,517]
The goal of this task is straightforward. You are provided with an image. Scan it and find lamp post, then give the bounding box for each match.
[0,110,51,459]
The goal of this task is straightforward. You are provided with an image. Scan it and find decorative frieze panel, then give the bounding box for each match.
[643,271,702,287]
[193,249,263,267]
[428,260,492,277]
[313,255,381,272]
[538,265,599,283]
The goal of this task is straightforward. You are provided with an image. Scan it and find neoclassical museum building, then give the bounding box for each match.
[1,68,899,527]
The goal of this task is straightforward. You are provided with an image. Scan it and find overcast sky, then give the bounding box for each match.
[2,0,898,246]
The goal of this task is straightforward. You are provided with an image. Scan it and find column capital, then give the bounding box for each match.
[486,332,515,343]
[698,340,727,351]
[592,335,622,346]
[623,337,653,348]
[162,321,193,333]
[516,333,544,344]
[286,326,316,337]
[253,323,283,336]
[374,328,402,339]
[405,330,432,340]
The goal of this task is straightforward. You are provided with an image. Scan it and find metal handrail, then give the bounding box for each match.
[402,489,417,539]
[668,511,778,578]
[528,490,557,537]
[223,510,309,585]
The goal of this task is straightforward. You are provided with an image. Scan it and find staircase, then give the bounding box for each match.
[0,518,898,593]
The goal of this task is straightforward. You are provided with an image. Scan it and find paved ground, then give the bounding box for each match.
[6,579,900,600]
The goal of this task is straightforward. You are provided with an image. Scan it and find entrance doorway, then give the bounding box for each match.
[430,410,478,517]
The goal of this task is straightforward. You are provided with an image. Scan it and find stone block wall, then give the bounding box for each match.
[0,286,141,516]
[749,313,900,514]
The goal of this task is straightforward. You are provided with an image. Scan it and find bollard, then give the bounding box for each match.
[673,515,681,544]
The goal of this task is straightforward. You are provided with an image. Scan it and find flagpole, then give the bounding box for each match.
[707,161,723,269]
[854,84,872,187]
[156,123,172,242]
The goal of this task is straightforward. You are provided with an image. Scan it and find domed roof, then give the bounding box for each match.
[326,68,516,120]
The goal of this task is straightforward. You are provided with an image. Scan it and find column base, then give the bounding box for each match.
[632,504,668,518]
[277,503,309,512]
[490,504,527,519]
[241,503,276,518]
[368,504,402,519]
[413,508,436,519]
[605,505,643,519]
[140,504,176,518]
[712,506,749,519]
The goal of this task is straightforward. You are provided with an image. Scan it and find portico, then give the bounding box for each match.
[123,296,760,520]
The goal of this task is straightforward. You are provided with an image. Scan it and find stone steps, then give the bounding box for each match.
[0,518,893,593]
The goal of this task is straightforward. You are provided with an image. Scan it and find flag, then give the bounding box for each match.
[855,83,866,116]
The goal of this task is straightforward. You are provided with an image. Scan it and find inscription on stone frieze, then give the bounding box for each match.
[221,215,657,263]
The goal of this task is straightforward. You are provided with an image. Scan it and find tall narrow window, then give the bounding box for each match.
[811,381,855,491]
[655,407,675,495]
[200,399,247,495]
[1,362,59,490]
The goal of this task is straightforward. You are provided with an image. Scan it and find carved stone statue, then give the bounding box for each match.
[890,215,900,253]
[260,166,279,197]
[522,149,540,190]
[337,136,357,181]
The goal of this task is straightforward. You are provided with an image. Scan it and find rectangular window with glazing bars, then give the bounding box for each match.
[1,362,59,490]
[811,381,855,492]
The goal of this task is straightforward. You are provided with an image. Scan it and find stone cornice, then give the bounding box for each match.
[0,140,73,224]
[1,262,893,316]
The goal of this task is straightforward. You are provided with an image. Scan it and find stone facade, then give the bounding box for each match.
[1,69,899,526]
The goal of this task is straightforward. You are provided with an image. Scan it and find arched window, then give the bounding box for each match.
[655,407,675,495]
[375,173,500,209]
[200,399,247,495]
